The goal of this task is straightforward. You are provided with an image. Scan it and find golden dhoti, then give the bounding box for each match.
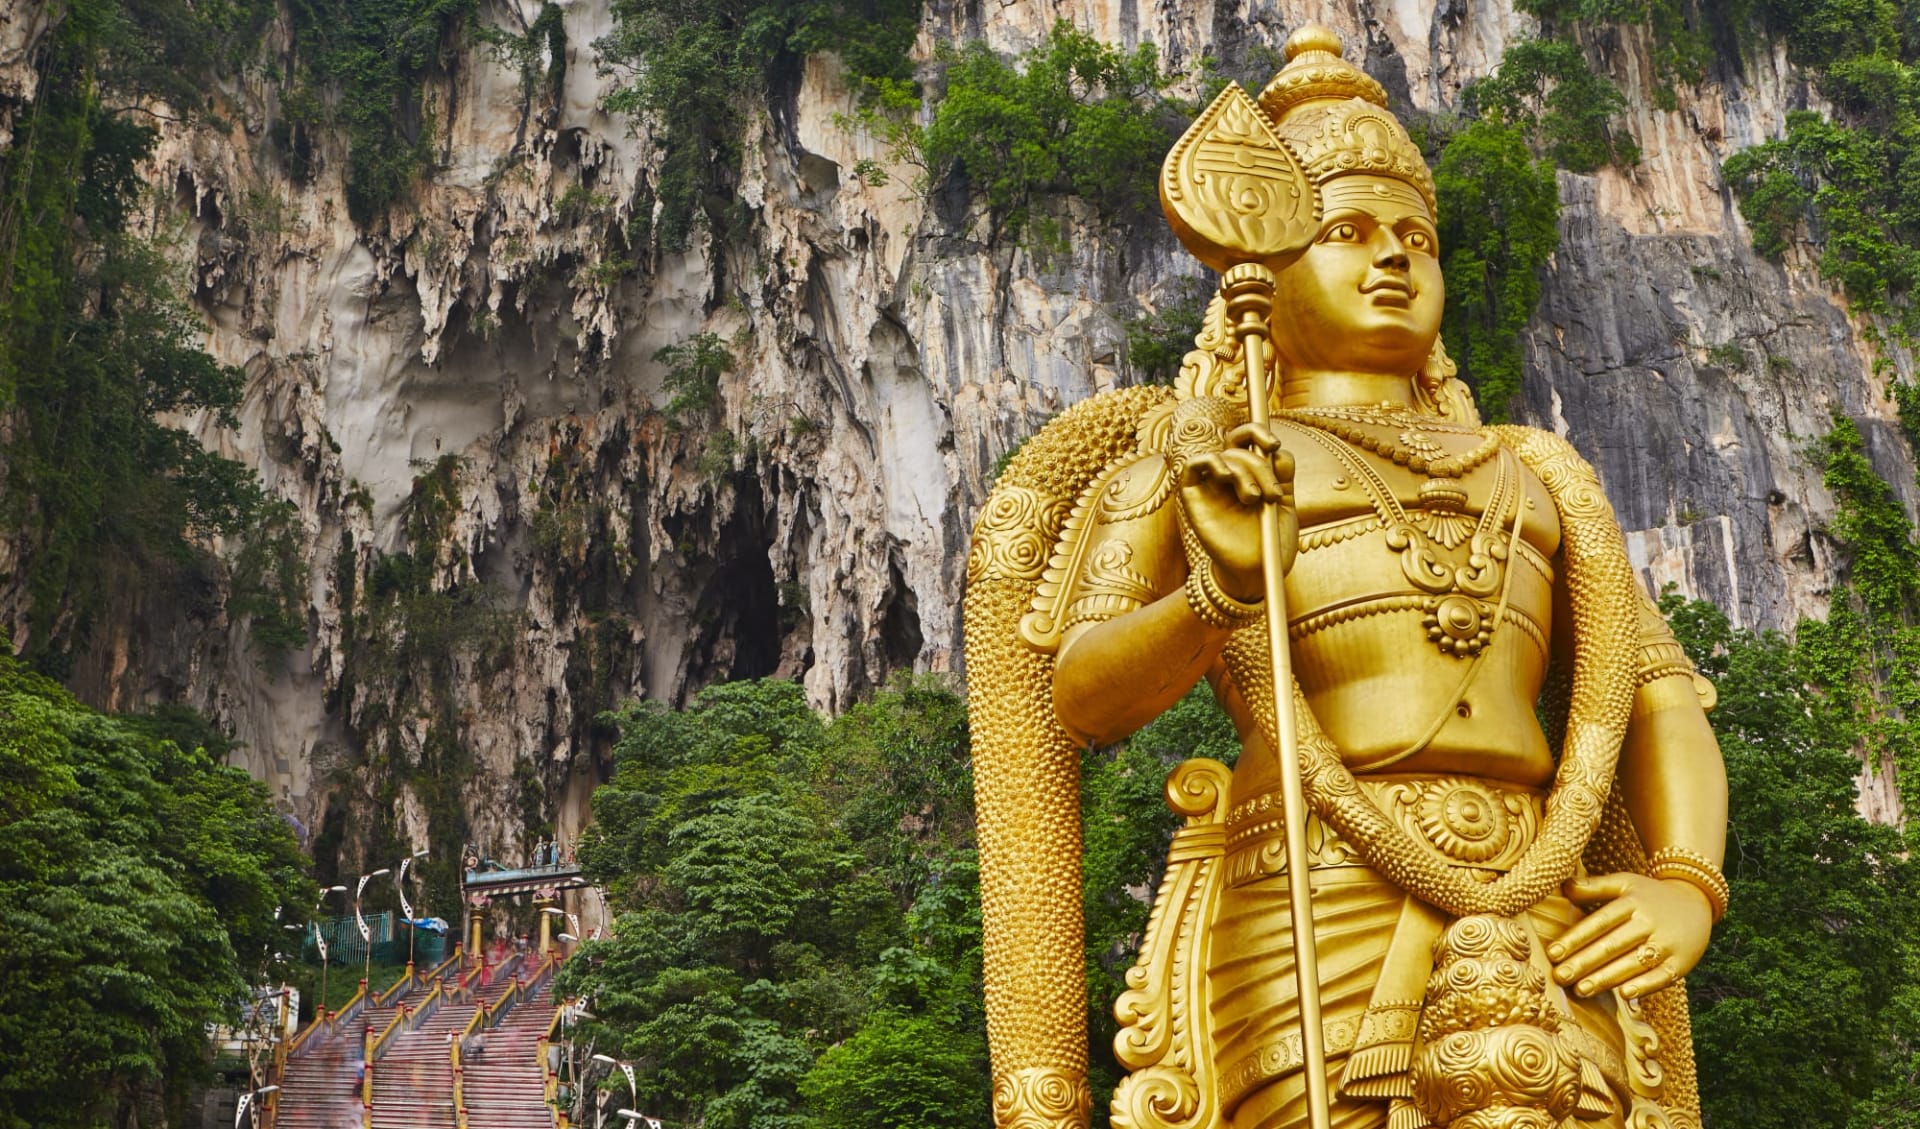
[1209,775,1659,1129]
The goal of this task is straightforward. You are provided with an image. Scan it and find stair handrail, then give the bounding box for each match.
[362,1022,376,1129]
[481,975,524,1029]
[369,1003,409,1059]
[452,991,506,1129]
[424,945,463,983]
[480,953,552,1032]
[539,995,569,1127]
[372,964,413,1008]
[451,1032,468,1129]
[332,982,368,1033]
[264,985,294,1129]
[286,1013,324,1055]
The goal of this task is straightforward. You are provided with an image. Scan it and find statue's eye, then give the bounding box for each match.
[1324,222,1360,243]
[1404,230,1434,252]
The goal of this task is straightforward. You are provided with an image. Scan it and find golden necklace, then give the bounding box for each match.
[1278,418,1521,661]
[1281,403,1500,480]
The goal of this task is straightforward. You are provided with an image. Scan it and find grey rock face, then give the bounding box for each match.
[4,0,1908,859]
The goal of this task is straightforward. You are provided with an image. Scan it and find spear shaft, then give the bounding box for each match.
[1224,264,1332,1129]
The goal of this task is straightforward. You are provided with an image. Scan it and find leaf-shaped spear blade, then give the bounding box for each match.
[1159,82,1318,271]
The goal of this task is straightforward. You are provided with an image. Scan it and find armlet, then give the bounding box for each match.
[1635,594,1717,711]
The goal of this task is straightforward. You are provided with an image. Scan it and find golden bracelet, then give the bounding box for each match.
[1179,515,1264,631]
[1185,563,1263,630]
[1647,847,1730,923]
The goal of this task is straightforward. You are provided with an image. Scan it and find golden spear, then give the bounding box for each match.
[1159,82,1333,1129]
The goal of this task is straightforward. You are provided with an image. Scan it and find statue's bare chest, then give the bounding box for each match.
[1278,419,1562,562]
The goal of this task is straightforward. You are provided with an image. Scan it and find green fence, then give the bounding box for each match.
[302,912,448,965]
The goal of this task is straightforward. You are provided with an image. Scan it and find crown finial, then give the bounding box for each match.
[1252,22,1436,214]
[1284,25,1345,62]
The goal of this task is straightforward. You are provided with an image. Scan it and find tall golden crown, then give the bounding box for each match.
[1257,25,1435,214]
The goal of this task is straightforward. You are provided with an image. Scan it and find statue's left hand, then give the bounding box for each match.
[1547,873,1714,1000]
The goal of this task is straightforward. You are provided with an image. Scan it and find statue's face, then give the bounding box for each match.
[1270,173,1443,376]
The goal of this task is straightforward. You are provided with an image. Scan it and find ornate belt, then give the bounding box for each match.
[1223,774,1547,888]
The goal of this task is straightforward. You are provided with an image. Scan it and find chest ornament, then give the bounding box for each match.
[1279,414,1522,659]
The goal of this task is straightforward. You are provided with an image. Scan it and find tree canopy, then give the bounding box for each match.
[559,674,1238,1128]
[0,650,312,1128]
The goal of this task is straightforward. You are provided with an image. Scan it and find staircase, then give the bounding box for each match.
[275,1021,363,1129]
[461,975,560,1129]
[367,956,530,1129]
[275,955,559,1129]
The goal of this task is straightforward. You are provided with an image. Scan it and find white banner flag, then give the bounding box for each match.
[313,921,328,962]
[233,1092,251,1127]
[395,859,413,921]
[622,1064,637,1102]
[355,874,372,942]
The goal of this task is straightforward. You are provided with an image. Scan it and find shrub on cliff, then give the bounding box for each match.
[920,22,1177,247]
[1720,0,1920,359]
[596,0,920,251]
[1433,120,1563,422]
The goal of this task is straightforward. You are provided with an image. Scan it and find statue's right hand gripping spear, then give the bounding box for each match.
[1160,82,1334,1129]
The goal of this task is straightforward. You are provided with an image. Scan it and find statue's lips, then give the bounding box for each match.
[1362,278,1415,307]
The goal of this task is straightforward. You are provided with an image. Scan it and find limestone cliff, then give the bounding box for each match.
[5,0,1909,861]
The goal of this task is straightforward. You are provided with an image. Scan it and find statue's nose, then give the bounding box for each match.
[1373,229,1410,271]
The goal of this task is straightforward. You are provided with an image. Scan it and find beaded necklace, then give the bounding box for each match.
[1281,403,1500,480]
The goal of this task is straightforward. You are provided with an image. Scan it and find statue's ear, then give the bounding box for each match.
[1414,336,1482,426]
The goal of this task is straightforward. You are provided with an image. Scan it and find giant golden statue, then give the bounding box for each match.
[964,27,1728,1129]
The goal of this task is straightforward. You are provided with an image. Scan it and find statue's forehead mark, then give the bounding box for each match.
[1319,175,1433,221]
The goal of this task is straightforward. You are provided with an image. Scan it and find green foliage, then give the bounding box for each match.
[1707,341,1752,371]
[282,0,481,224]
[798,1012,990,1129]
[1464,39,1641,171]
[0,4,279,675]
[1721,0,1920,356]
[657,331,734,424]
[473,1,567,104]
[1124,283,1211,385]
[0,653,312,1128]
[595,0,919,250]
[833,77,926,188]
[328,457,504,911]
[229,501,312,656]
[69,0,275,120]
[1796,416,1920,813]
[920,22,1177,246]
[815,672,976,897]
[1663,415,1920,1127]
[1740,0,1912,67]
[565,676,984,1129]
[1433,121,1563,421]
[1724,102,1920,344]
[566,678,1233,1128]
[1418,30,1637,421]
[1664,589,1920,1128]
[1516,0,1714,92]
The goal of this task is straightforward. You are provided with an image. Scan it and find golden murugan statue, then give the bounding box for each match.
[965,27,1729,1129]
